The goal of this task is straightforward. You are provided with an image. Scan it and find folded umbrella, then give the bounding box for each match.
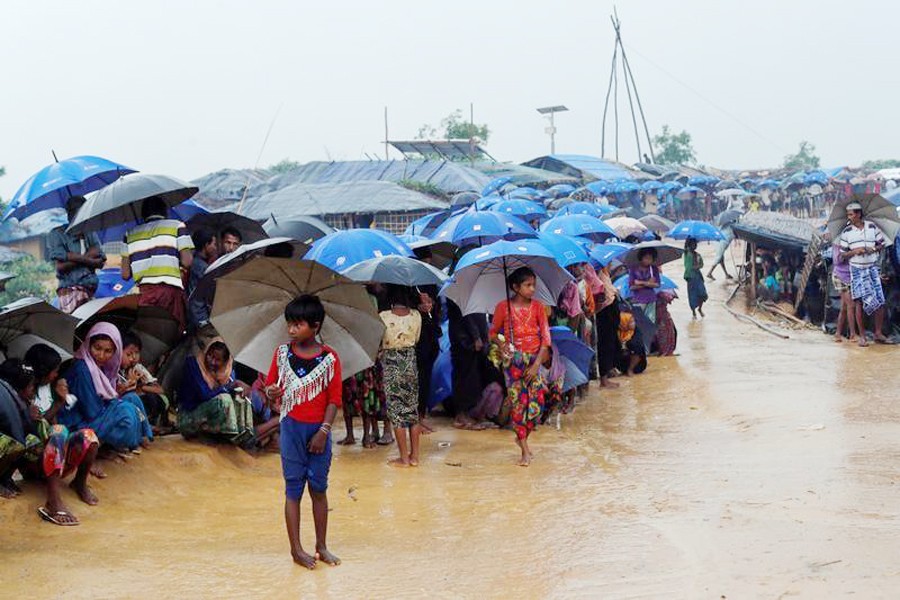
[191,236,308,304]
[0,298,79,356]
[187,211,268,244]
[826,193,900,243]
[72,296,181,367]
[4,155,135,222]
[441,239,573,315]
[666,220,726,242]
[304,228,413,271]
[540,214,617,243]
[67,173,198,236]
[210,257,384,378]
[621,241,684,267]
[264,215,334,244]
[639,214,676,235]
[340,255,448,286]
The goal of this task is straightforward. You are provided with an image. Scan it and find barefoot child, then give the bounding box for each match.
[119,332,170,432]
[379,285,422,467]
[264,294,342,569]
[489,267,552,467]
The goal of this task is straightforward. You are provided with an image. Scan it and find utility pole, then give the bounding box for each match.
[536,105,569,155]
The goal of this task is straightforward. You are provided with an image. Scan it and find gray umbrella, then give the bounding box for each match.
[210,257,384,378]
[190,236,309,304]
[827,193,900,244]
[716,209,743,228]
[263,215,334,245]
[0,298,79,355]
[187,212,268,244]
[67,173,198,235]
[340,255,448,286]
[639,214,675,235]
[621,241,684,267]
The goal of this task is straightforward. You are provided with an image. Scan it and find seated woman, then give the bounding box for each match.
[59,323,152,453]
[0,358,100,526]
[177,337,254,444]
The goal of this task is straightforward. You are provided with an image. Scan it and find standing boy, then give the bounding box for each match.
[264,295,342,569]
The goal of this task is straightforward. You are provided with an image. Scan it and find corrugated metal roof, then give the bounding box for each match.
[239,180,448,221]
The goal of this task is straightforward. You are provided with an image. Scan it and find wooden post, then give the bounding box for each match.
[749,242,757,302]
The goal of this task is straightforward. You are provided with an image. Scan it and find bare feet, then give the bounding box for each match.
[362,434,376,449]
[858,337,869,347]
[336,435,356,446]
[90,465,107,479]
[70,480,99,506]
[140,438,151,449]
[833,335,843,343]
[698,307,705,318]
[706,273,716,281]
[316,546,341,566]
[388,457,410,468]
[600,378,619,389]
[0,484,18,499]
[292,549,317,570]
[517,453,531,467]
[377,431,394,446]
[418,420,434,434]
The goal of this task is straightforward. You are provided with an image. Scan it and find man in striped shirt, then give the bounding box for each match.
[121,197,194,330]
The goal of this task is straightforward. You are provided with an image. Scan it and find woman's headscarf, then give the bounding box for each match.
[74,322,122,400]
[195,336,234,389]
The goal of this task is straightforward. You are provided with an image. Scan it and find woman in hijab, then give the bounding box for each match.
[59,322,151,452]
[177,337,253,443]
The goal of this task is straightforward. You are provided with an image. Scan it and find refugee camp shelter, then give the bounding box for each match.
[522,155,641,182]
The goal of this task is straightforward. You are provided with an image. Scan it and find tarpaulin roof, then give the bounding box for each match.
[0,245,27,263]
[467,161,579,187]
[521,155,639,181]
[0,209,67,243]
[237,180,448,221]
[731,211,816,252]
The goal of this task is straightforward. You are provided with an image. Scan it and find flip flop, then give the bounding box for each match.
[874,338,896,345]
[38,506,80,526]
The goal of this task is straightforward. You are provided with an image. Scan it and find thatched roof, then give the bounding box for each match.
[732,211,817,251]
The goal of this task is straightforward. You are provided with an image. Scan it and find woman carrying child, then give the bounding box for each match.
[489,267,552,467]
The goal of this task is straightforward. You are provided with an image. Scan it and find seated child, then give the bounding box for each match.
[119,332,170,433]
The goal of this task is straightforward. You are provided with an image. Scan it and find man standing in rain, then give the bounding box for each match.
[46,195,106,313]
[220,226,243,256]
[121,197,194,330]
[839,202,893,346]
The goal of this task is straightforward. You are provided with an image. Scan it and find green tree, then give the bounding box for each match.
[783,141,821,170]
[268,159,301,175]
[652,125,696,165]
[417,109,490,143]
[0,256,54,305]
[861,159,900,170]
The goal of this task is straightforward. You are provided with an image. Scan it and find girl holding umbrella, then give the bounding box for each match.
[683,237,708,319]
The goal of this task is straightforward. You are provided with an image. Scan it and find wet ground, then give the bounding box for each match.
[2,250,900,599]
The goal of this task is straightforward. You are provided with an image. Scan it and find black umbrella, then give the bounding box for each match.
[67,173,198,235]
[263,215,334,244]
[187,212,268,244]
[0,298,79,358]
[621,241,684,267]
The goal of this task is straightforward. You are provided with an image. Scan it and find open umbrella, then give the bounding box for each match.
[641,180,664,193]
[482,177,513,197]
[639,214,676,235]
[615,273,678,299]
[585,181,611,196]
[0,298,79,356]
[545,184,576,199]
[431,209,536,247]
[667,220,726,242]
[474,195,503,210]
[67,173,198,236]
[676,185,707,200]
[605,216,648,239]
[555,201,611,218]
[588,242,633,268]
[397,235,455,270]
[404,210,453,237]
[536,233,590,268]
[96,199,209,244]
[541,214,617,243]
[191,236,309,304]
[621,241,684,267]
[549,326,594,379]
[72,296,181,367]
[304,228,413,271]
[716,209,743,228]
[263,215,334,244]
[210,257,384,378]
[340,255,448,286]
[187,211,268,244]
[826,193,900,243]
[715,188,748,199]
[491,199,547,222]
[4,155,135,222]
[450,192,480,207]
[441,239,572,316]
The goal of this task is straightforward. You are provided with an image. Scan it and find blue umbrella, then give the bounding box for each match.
[882,187,900,206]
[758,179,780,189]
[431,208,536,247]
[588,242,632,268]
[555,201,610,218]
[641,180,663,192]
[491,199,547,222]
[94,267,136,299]
[508,187,543,201]
[614,273,678,299]
[404,209,452,236]
[550,326,594,378]
[441,239,572,316]
[96,199,209,244]
[667,220,726,242]
[482,176,513,197]
[536,233,590,268]
[585,181,611,196]
[804,171,829,186]
[661,181,683,194]
[475,194,503,210]
[429,345,453,409]
[612,180,641,194]
[559,355,589,393]
[4,155,136,221]
[540,214,618,243]
[304,228,413,271]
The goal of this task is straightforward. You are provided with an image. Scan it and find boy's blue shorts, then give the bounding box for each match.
[280,418,332,500]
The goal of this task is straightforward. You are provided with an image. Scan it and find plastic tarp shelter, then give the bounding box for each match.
[521,154,638,182]
[731,211,816,252]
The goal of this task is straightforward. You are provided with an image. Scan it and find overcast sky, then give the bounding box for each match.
[2,0,897,199]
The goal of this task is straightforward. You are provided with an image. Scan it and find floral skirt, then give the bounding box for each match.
[381,347,419,428]
[502,351,546,440]
[342,362,385,418]
[178,393,254,441]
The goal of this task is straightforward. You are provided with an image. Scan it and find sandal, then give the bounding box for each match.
[38,506,80,526]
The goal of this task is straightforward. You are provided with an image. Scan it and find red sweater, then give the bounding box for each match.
[264,344,342,423]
